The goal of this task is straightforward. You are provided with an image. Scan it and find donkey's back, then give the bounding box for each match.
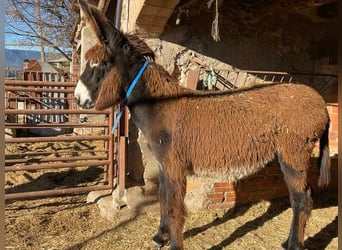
[165,83,329,181]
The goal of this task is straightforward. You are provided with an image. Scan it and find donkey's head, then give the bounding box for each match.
[74,0,154,110]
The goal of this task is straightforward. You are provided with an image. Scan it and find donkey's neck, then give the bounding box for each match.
[128,62,194,104]
[127,62,194,131]
[143,62,193,98]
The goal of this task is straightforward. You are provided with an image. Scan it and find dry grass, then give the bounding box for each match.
[5,140,338,249]
[5,192,337,250]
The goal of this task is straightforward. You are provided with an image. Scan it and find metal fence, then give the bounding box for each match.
[188,57,337,94]
[5,79,119,199]
[201,69,337,94]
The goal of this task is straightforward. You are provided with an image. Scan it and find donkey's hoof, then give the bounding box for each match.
[282,241,305,250]
[286,247,305,250]
[152,239,163,249]
[152,234,169,248]
[281,240,288,249]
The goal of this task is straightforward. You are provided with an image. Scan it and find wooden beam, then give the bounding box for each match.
[144,0,180,9]
[140,5,175,17]
[137,15,169,27]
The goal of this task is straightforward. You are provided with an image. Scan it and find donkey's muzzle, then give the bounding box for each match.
[74,80,95,109]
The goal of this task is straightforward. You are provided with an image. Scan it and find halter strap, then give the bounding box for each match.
[112,60,149,133]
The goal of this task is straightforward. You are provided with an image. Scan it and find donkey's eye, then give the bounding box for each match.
[90,62,100,68]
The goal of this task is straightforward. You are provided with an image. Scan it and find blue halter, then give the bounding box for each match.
[112,60,149,133]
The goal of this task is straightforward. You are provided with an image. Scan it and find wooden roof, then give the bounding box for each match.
[134,0,180,35]
[24,60,65,74]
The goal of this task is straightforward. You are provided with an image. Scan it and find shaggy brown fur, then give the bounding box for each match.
[76,1,331,249]
[95,68,122,110]
[85,44,108,64]
[108,62,330,182]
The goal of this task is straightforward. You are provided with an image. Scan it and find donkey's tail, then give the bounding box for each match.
[318,121,331,187]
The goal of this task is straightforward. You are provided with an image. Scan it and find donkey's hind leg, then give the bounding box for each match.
[277,151,313,250]
[278,152,313,250]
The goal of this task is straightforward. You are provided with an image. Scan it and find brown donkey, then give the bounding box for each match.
[74,1,331,249]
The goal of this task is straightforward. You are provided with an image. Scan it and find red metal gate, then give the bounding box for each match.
[5,79,120,199]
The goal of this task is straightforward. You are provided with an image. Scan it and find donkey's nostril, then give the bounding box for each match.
[84,99,94,109]
[75,97,80,105]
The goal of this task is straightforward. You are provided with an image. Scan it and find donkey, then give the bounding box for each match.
[75,1,331,249]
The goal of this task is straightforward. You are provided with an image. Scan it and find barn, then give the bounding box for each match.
[71,0,337,214]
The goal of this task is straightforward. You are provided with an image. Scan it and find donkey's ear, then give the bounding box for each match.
[79,0,112,45]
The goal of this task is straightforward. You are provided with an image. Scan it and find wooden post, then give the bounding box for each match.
[118,107,129,200]
[186,69,200,90]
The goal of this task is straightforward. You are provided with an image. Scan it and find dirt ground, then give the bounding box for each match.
[5,141,338,250]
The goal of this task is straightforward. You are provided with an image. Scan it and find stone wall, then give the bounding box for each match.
[205,157,338,209]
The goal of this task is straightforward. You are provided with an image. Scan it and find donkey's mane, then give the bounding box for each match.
[126,33,155,61]
[142,62,281,100]
[141,62,192,99]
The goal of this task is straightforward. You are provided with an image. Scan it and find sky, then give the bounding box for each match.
[5,1,41,52]
[5,23,43,51]
[5,30,42,52]
[5,32,72,55]
[4,1,72,53]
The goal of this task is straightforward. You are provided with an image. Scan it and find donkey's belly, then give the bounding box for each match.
[191,160,270,182]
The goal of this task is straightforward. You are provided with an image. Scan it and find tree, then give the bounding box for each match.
[5,0,76,61]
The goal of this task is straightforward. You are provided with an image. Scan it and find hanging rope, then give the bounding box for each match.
[211,0,220,42]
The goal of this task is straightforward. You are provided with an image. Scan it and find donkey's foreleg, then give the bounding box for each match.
[278,152,312,250]
[152,170,170,247]
[164,167,187,250]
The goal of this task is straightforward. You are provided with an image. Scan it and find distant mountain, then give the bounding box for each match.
[5,49,41,70]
